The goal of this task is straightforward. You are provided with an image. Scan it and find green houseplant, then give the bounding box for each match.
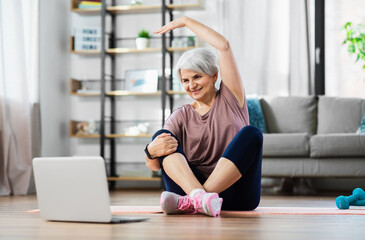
[136,29,151,50]
[343,22,365,70]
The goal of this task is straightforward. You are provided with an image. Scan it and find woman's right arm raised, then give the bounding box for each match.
[154,17,245,108]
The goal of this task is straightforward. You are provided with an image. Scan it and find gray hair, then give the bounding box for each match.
[175,48,219,80]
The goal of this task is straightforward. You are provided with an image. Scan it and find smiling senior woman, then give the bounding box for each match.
[144,17,263,217]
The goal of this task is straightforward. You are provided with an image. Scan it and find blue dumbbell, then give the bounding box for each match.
[336,188,365,209]
[350,199,365,207]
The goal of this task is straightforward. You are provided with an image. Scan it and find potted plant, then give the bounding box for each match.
[130,0,142,6]
[136,29,151,50]
[343,22,365,70]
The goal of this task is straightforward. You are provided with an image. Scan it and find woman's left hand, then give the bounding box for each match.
[154,17,188,34]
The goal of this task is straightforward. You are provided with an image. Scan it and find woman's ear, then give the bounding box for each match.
[213,72,218,83]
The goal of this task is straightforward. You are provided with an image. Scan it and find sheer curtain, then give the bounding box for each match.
[0,0,40,195]
[217,0,313,96]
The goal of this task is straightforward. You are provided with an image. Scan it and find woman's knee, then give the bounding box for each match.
[152,129,177,140]
[239,126,263,147]
[152,129,186,163]
[244,197,261,211]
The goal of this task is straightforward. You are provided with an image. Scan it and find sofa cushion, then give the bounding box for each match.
[260,96,317,135]
[263,133,310,157]
[262,158,365,177]
[317,96,365,134]
[247,97,267,133]
[310,134,365,157]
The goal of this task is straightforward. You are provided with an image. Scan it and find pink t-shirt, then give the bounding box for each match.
[163,82,249,178]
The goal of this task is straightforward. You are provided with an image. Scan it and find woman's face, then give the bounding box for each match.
[180,69,217,102]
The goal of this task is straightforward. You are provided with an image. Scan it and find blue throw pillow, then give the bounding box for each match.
[357,112,365,134]
[246,97,267,133]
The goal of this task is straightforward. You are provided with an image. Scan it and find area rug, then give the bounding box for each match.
[27,206,365,215]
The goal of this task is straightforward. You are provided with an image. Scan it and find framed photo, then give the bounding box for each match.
[125,69,158,92]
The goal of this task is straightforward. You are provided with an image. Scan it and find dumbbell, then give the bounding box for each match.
[350,199,365,207]
[336,188,365,209]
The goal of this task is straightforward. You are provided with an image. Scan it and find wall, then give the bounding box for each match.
[326,0,365,97]
[40,0,71,157]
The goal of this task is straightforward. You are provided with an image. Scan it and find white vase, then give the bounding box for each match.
[136,38,150,50]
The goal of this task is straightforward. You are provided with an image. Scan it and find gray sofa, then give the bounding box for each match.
[260,96,365,178]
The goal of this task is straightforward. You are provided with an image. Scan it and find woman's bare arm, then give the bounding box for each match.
[154,17,245,107]
[145,133,178,171]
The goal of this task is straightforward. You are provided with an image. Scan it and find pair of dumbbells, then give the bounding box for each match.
[336,188,365,209]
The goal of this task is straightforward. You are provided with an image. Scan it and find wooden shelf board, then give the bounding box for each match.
[71,8,100,14]
[107,176,161,182]
[107,47,197,54]
[167,90,186,95]
[71,50,100,55]
[71,92,100,96]
[167,46,196,52]
[106,90,161,96]
[71,91,185,96]
[70,133,100,138]
[166,2,201,11]
[107,47,197,55]
[71,2,201,15]
[107,5,161,14]
[70,91,163,97]
[70,133,152,138]
[107,133,153,138]
[106,48,161,54]
[70,39,197,55]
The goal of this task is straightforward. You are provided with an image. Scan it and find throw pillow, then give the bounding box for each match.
[357,112,365,134]
[246,97,267,133]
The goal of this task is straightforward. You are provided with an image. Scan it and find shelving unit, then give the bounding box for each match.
[70,0,201,186]
[69,120,153,138]
[70,78,162,96]
[70,1,201,14]
[70,36,197,55]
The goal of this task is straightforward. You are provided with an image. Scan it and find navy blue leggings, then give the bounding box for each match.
[152,126,263,211]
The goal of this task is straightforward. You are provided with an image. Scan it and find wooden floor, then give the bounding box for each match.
[1,189,364,240]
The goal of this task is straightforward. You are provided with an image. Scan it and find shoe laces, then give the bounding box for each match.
[177,196,195,213]
[191,191,204,213]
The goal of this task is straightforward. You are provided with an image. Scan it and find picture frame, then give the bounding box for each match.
[125,69,158,92]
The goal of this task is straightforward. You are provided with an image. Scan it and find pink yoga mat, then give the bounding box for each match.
[26,206,162,214]
[27,206,365,215]
[222,207,365,216]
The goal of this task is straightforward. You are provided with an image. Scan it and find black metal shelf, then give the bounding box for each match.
[71,0,201,188]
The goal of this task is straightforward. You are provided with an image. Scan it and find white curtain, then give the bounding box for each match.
[0,0,40,195]
[217,0,313,96]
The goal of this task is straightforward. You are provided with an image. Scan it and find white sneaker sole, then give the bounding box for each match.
[204,193,223,217]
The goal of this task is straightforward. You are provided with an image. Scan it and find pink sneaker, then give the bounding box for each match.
[160,191,195,215]
[192,191,223,217]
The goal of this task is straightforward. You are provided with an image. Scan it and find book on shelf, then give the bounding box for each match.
[80,0,101,4]
[78,1,101,9]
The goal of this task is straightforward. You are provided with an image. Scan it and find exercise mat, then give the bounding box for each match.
[27,206,365,215]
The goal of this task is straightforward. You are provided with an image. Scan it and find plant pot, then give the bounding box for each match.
[136,38,150,50]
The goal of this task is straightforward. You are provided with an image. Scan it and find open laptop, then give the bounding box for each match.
[32,156,149,223]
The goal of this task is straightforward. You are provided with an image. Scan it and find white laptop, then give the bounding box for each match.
[32,156,149,223]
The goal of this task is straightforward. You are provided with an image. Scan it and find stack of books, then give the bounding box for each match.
[78,0,101,9]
